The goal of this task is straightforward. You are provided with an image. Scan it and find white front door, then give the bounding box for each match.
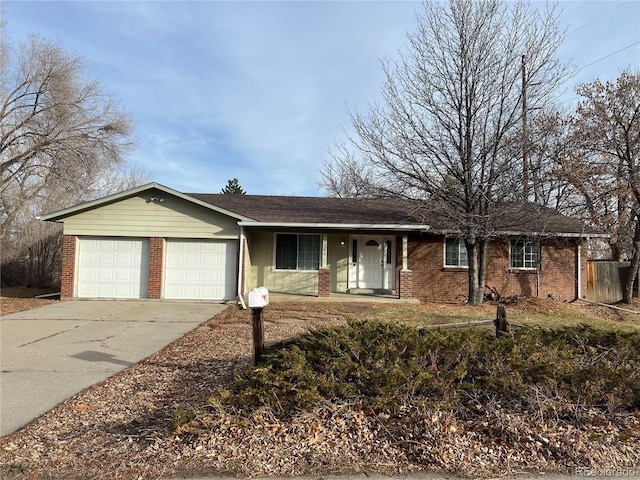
[348,235,383,289]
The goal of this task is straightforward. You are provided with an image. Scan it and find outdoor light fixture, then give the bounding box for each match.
[148,196,165,203]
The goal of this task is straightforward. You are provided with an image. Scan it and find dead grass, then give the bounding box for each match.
[365,297,640,332]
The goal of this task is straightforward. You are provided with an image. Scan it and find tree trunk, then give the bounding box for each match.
[479,238,489,301]
[466,239,488,306]
[622,218,640,304]
[611,243,625,262]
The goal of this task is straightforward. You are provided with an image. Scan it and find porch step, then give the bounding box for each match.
[347,288,395,296]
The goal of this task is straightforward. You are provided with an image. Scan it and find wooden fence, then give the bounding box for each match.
[586,260,631,304]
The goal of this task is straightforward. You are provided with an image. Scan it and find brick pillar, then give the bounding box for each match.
[147,237,163,299]
[397,268,413,299]
[318,268,331,297]
[61,235,76,300]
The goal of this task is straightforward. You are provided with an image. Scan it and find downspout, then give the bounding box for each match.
[576,240,582,300]
[237,225,247,309]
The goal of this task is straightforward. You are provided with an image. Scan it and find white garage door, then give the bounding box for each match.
[164,239,237,300]
[77,237,149,298]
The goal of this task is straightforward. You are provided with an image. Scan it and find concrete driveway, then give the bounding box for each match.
[0,300,227,437]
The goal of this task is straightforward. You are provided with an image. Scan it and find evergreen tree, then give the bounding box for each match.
[220,178,246,194]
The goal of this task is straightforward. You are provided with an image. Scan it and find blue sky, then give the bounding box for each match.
[2,1,639,196]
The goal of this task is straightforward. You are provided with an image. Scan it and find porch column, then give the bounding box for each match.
[321,234,328,268]
[318,234,331,297]
[402,235,408,270]
[398,235,413,299]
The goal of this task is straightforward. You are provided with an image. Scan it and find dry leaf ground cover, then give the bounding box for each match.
[1,292,639,480]
[0,287,59,316]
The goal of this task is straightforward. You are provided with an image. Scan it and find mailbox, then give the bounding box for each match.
[248,287,269,308]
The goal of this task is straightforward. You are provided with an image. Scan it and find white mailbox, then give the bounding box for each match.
[248,287,269,308]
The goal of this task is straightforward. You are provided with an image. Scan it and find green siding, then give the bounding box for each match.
[62,192,240,238]
[328,233,349,292]
[244,231,350,295]
[245,231,318,295]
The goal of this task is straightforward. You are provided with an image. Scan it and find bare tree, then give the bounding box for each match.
[1,35,133,239]
[320,0,568,305]
[319,143,375,198]
[518,111,575,209]
[1,34,137,287]
[567,70,640,303]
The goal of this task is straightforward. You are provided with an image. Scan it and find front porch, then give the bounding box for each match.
[243,230,414,300]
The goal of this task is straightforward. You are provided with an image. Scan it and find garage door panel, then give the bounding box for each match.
[166,256,183,267]
[115,268,137,282]
[185,255,201,267]
[115,253,133,265]
[202,271,219,282]
[97,270,114,281]
[184,271,200,282]
[97,252,111,264]
[77,237,149,299]
[164,239,236,300]
[164,270,182,282]
[202,256,218,267]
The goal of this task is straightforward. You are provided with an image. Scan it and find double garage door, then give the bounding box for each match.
[77,237,236,300]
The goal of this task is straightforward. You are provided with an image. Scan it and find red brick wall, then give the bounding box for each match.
[147,237,163,299]
[397,268,413,299]
[318,268,331,297]
[61,235,76,299]
[408,234,581,303]
[539,240,585,301]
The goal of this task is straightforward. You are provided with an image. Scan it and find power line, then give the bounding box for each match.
[554,40,640,106]
[567,0,631,36]
[576,41,640,73]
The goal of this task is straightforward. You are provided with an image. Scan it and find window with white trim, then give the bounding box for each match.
[445,237,468,267]
[510,240,538,269]
[275,233,320,270]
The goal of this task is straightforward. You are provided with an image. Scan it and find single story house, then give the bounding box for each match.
[40,182,604,304]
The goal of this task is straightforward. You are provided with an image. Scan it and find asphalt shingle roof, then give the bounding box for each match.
[190,194,425,225]
[189,193,601,236]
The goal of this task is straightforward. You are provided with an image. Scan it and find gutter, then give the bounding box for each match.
[577,242,582,299]
[237,225,247,310]
[236,222,606,238]
[436,229,609,239]
[237,222,431,231]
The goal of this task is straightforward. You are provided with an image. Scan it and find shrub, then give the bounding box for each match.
[226,321,640,422]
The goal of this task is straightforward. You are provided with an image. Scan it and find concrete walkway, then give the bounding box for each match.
[0,300,227,437]
[268,292,420,304]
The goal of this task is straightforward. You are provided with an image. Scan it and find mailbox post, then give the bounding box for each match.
[248,287,269,364]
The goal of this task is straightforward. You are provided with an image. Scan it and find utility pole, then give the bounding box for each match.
[522,54,529,202]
